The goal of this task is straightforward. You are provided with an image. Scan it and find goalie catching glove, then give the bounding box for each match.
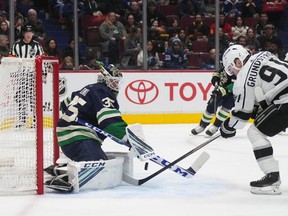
[220,117,236,138]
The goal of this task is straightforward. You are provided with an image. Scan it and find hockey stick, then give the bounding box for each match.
[75,117,200,178]
[213,83,218,114]
[123,134,220,186]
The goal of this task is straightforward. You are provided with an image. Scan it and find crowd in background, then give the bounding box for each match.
[0,0,287,70]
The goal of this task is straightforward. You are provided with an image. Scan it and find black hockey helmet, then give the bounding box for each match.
[22,24,35,33]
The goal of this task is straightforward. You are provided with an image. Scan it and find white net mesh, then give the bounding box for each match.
[0,57,59,195]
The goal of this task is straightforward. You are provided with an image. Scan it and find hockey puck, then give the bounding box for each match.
[144,162,149,170]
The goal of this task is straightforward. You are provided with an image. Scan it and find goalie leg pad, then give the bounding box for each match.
[66,156,124,193]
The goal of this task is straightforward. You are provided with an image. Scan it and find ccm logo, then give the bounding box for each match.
[143,152,155,158]
[125,80,159,104]
[83,162,106,168]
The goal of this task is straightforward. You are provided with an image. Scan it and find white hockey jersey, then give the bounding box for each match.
[229,51,288,129]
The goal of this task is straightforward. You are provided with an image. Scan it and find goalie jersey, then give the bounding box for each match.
[57,83,128,147]
[229,51,288,129]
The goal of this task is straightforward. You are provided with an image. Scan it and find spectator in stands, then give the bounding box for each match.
[148,19,167,52]
[0,11,9,27]
[0,34,9,57]
[120,26,142,69]
[163,37,188,69]
[14,13,25,41]
[202,0,216,17]
[208,27,231,56]
[60,56,74,70]
[150,19,167,37]
[167,17,181,39]
[83,0,104,16]
[124,0,143,25]
[186,14,210,41]
[231,16,249,41]
[124,14,138,35]
[264,39,286,61]
[177,29,193,55]
[222,0,242,18]
[61,38,74,59]
[49,0,65,23]
[210,12,233,39]
[257,24,283,51]
[0,21,9,36]
[137,40,161,69]
[45,39,62,61]
[201,48,216,69]
[236,35,247,47]
[24,9,46,42]
[245,27,260,54]
[99,11,128,65]
[177,0,201,17]
[79,53,99,70]
[254,12,274,37]
[241,0,259,18]
[147,0,167,28]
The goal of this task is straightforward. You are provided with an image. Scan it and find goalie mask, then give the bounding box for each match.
[97,64,123,93]
[222,45,251,76]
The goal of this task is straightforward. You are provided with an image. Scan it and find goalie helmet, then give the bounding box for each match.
[97,63,123,93]
[222,45,251,76]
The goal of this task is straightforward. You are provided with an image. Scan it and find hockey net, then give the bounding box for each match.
[0,57,59,195]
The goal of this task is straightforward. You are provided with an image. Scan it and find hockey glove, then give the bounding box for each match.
[212,86,227,98]
[211,72,220,86]
[220,118,236,138]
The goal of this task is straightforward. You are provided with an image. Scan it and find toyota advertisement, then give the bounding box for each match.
[59,71,213,115]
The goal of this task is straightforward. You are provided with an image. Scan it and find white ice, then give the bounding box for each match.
[1,123,288,216]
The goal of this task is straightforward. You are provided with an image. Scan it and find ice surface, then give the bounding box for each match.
[1,124,288,216]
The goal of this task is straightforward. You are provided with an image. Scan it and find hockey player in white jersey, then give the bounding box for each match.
[219,44,288,195]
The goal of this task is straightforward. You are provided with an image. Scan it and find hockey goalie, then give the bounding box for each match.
[45,62,154,192]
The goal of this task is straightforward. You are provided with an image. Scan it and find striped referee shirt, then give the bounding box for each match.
[10,39,44,58]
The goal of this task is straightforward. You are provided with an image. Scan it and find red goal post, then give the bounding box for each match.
[0,56,59,195]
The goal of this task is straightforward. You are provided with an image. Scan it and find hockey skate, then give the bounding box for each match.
[191,125,205,135]
[204,125,219,137]
[250,172,281,195]
[45,174,73,192]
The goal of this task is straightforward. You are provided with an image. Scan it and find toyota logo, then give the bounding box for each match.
[125,80,159,104]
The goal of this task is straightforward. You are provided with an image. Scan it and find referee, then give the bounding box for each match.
[10,24,45,58]
[10,24,45,128]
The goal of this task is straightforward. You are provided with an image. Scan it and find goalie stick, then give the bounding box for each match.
[75,117,202,179]
[123,134,220,186]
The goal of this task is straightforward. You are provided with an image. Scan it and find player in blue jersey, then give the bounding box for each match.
[57,63,127,162]
[45,62,130,192]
